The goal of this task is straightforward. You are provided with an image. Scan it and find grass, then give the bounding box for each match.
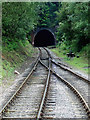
[1,40,36,86]
[51,48,89,75]
[0,40,38,91]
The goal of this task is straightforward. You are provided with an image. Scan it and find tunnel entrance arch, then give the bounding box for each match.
[34,28,55,47]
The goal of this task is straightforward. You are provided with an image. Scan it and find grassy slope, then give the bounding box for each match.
[51,48,89,75]
[0,40,37,87]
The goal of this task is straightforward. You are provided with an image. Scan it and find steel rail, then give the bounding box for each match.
[0,48,40,118]
[51,60,90,84]
[43,47,52,59]
[44,48,89,84]
[40,48,90,118]
[36,48,51,119]
[39,59,90,118]
[44,47,89,83]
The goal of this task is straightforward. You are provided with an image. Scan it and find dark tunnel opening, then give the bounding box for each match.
[34,29,55,47]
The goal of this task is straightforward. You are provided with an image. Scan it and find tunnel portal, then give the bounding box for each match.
[34,29,55,47]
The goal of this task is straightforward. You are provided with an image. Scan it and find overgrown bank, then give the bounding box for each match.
[2,41,36,77]
[52,2,89,75]
[1,2,41,89]
[1,41,38,90]
[51,47,89,75]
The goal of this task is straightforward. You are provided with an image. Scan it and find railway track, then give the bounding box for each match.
[0,49,41,119]
[0,47,90,119]
[37,48,56,119]
[52,60,90,105]
[39,47,90,118]
[0,48,51,119]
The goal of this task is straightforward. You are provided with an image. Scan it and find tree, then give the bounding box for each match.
[56,2,89,52]
[2,2,41,49]
[38,2,60,29]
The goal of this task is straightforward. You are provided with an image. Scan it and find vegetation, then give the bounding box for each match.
[1,2,41,83]
[51,48,89,74]
[56,2,89,58]
[1,2,89,83]
[2,41,36,79]
[2,2,41,48]
[38,2,60,28]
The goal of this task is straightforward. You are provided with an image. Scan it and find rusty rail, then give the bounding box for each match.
[39,48,90,118]
[37,48,51,119]
[0,48,41,119]
[52,60,90,84]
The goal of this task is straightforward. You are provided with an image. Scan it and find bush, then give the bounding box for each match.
[80,44,90,58]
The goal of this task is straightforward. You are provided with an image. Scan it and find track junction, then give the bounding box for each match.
[0,47,90,119]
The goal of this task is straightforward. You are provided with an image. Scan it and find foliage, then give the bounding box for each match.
[56,3,89,53]
[2,40,36,79]
[38,2,60,29]
[2,2,41,49]
[80,43,90,59]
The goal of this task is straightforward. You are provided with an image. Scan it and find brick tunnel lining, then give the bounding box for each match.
[34,29,55,47]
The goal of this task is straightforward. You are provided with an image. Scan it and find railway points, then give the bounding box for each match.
[1,47,89,119]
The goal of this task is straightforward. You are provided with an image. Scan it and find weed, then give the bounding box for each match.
[1,40,35,87]
[51,47,89,74]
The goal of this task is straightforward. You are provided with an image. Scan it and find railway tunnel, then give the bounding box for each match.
[34,29,55,47]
